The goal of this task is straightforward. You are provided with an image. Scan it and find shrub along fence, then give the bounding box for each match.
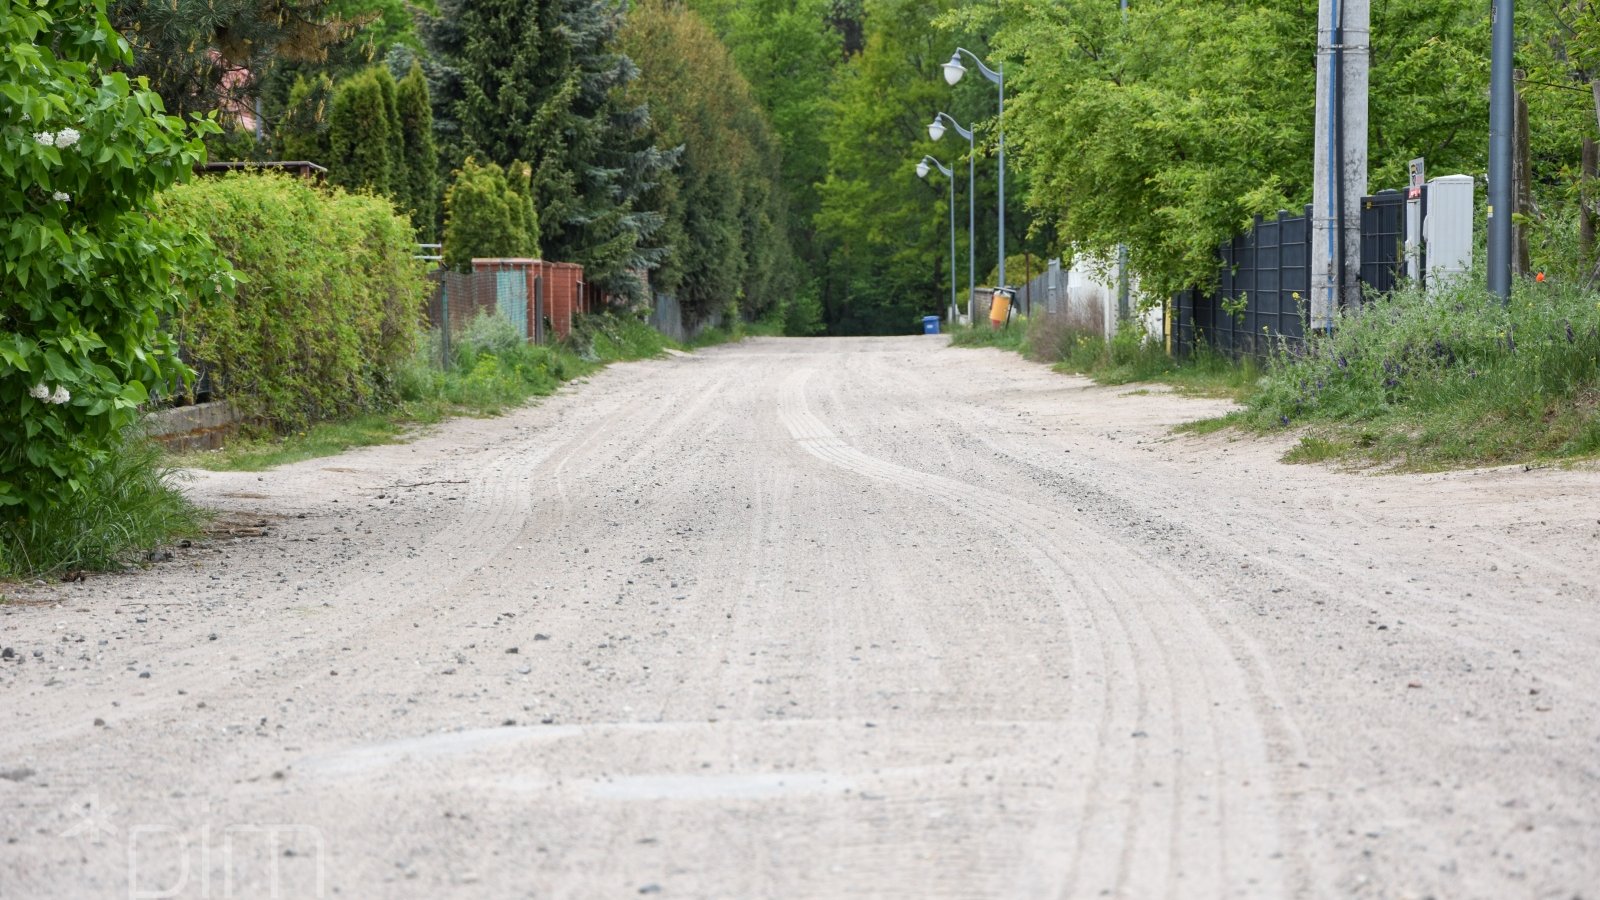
[159,171,428,430]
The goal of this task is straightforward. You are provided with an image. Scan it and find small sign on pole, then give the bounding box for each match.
[1408,157,1426,199]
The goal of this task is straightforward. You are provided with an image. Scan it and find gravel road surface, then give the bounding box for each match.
[2,336,1597,899]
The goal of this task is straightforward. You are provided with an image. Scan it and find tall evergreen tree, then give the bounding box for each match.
[327,68,395,195]
[397,63,441,239]
[443,159,540,270]
[425,0,672,302]
[374,66,405,197]
[278,73,337,163]
[109,0,359,120]
[622,0,797,324]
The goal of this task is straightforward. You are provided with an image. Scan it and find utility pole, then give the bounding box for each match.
[1310,0,1370,331]
[1116,0,1131,324]
[1487,0,1514,302]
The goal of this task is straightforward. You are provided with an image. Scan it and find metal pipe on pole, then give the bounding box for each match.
[943,50,1006,290]
[1310,0,1369,332]
[948,164,957,323]
[1488,0,1514,302]
[917,156,958,325]
[930,113,977,322]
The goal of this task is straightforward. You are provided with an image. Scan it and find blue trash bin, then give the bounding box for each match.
[922,315,942,335]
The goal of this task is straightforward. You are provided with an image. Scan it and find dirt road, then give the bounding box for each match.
[2,336,1597,898]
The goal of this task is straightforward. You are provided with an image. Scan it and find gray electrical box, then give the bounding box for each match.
[1421,175,1475,292]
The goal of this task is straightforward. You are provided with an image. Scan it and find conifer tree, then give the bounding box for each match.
[443,159,540,270]
[327,68,395,196]
[426,0,672,303]
[278,73,336,164]
[374,66,405,198]
[397,63,441,239]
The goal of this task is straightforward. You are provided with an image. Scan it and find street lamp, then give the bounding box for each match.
[917,155,959,326]
[929,112,975,323]
[942,48,1006,290]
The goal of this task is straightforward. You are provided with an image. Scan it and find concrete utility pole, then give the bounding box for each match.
[1310,0,1370,331]
[1487,0,1514,302]
[1116,0,1131,324]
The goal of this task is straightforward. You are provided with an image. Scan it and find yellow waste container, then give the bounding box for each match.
[989,289,1011,329]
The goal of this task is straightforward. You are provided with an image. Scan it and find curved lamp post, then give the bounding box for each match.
[917,155,959,326]
[942,48,1006,290]
[929,112,976,323]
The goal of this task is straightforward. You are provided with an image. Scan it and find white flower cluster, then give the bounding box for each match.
[33,128,80,149]
[51,191,70,202]
[28,383,71,405]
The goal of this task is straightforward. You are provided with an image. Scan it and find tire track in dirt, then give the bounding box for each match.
[849,349,1297,899]
[777,364,1286,898]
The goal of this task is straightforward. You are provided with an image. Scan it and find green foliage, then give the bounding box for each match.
[687,0,841,263]
[396,62,439,238]
[782,282,826,336]
[0,432,201,578]
[426,0,672,301]
[327,66,395,195]
[442,158,539,270]
[1240,274,1600,467]
[948,320,1030,353]
[186,310,684,472]
[958,315,1259,400]
[993,0,1489,297]
[570,312,674,362]
[278,73,336,162]
[621,0,797,325]
[159,172,427,430]
[109,0,360,120]
[812,0,1025,335]
[0,0,227,515]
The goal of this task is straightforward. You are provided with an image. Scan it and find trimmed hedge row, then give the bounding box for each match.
[160,172,427,429]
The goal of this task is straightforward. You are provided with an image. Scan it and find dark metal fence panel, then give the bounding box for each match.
[1360,189,1406,297]
[1175,204,1314,359]
[1178,188,1418,359]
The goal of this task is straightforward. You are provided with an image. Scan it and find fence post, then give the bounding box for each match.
[534,276,545,344]
[440,275,451,369]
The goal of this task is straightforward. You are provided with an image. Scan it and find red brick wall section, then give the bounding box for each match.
[539,262,582,339]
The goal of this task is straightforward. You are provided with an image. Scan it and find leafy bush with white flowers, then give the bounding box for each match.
[0,0,229,515]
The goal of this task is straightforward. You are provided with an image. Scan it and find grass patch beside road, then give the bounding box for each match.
[955,274,1600,470]
[178,312,754,472]
[1,435,203,579]
[952,316,1259,402]
[1227,276,1600,469]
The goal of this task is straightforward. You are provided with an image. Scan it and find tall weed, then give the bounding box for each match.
[1243,274,1600,466]
[0,435,202,578]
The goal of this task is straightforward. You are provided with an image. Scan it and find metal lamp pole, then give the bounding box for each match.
[1487,0,1513,302]
[929,112,975,323]
[942,48,1006,290]
[917,156,959,325]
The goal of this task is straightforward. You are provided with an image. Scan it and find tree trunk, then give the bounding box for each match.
[1583,138,1598,270]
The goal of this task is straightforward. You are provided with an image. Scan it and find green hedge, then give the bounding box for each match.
[160,172,427,429]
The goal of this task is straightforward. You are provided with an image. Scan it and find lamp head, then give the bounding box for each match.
[942,53,966,86]
[928,117,946,141]
[916,160,930,179]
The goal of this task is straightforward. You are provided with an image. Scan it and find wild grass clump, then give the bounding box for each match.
[949,320,1032,353]
[572,312,675,361]
[955,314,1259,400]
[0,434,202,579]
[1240,275,1600,467]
